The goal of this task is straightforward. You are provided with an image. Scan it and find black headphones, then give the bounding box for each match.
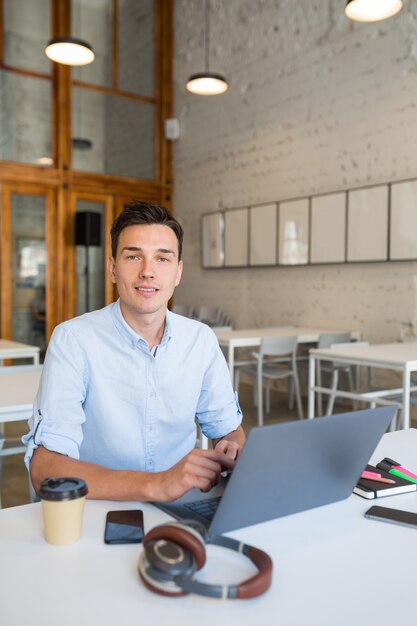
[138,520,273,599]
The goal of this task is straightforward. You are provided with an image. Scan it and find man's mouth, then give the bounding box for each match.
[135,286,159,294]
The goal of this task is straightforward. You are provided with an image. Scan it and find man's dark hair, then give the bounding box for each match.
[111,201,184,260]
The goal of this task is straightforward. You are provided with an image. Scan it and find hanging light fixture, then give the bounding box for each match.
[186,0,228,96]
[45,37,95,66]
[345,0,403,22]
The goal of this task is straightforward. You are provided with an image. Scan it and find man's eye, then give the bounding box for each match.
[127,255,138,260]
[158,257,169,262]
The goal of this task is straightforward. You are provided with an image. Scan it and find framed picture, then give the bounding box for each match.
[224,208,249,267]
[390,180,417,260]
[249,203,277,266]
[347,185,389,262]
[310,192,346,264]
[201,212,224,268]
[278,198,309,265]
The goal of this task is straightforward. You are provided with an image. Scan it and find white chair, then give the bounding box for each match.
[235,335,303,426]
[316,333,354,416]
[322,341,369,416]
[172,304,193,317]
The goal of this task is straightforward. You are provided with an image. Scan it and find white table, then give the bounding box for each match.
[215,326,360,380]
[0,339,40,365]
[308,342,417,429]
[0,365,42,425]
[1,429,417,626]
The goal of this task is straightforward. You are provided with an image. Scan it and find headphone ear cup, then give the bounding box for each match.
[138,550,189,597]
[144,522,207,569]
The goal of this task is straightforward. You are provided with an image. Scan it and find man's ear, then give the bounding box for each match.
[175,260,183,287]
[107,256,117,284]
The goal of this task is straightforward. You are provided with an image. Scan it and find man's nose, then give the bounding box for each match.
[140,259,154,277]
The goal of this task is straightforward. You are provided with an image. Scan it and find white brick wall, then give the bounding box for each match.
[173,0,417,342]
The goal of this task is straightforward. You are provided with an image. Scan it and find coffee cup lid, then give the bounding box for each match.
[39,477,88,501]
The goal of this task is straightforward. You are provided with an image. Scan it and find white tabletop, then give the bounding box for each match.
[215,325,360,345]
[311,342,417,369]
[0,339,40,360]
[1,429,417,626]
[0,365,42,422]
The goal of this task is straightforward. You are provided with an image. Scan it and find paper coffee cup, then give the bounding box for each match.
[39,477,88,546]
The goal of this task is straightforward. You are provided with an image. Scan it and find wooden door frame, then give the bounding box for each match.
[0,182,57,342]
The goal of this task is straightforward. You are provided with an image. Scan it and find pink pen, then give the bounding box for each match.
[395,465,417,481]
[362,470,381,479]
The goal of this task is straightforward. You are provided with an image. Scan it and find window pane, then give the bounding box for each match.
[72,87,155,179]
[72,0,113,88]
[75,200,106,314]
[118,0,155,97]
[0,71,52,166]
[11,194,47,353]
[4,0,51,75]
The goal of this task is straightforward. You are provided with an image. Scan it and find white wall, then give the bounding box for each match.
[173,0,417,342]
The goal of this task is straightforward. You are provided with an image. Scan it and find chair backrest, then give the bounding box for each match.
[196,306,221,324]
[318,332,351,349]
[172,304,192,317]
[260,335,298,357]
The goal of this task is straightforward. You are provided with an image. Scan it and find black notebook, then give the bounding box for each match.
[353,464,417,499]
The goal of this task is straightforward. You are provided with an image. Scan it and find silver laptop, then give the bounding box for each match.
[155,407,395,536]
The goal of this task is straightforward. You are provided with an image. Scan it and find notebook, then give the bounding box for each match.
[353,463,416,499]
[154,406,396,537]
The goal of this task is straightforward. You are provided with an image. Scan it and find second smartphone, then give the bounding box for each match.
[104,509,144,544]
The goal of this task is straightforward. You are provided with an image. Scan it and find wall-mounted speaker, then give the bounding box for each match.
[75,211,101,247]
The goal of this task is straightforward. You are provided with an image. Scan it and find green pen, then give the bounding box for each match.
[387,467,417,484]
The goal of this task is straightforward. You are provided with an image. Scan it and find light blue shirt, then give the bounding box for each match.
[23,301,242,473]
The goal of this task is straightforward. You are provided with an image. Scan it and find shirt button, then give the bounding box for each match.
[149,426,153,432]
[150,392,156,398]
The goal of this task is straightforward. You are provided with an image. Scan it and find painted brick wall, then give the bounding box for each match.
[173,0,417,342]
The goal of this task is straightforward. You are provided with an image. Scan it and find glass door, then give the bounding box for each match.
[0,184,56,357]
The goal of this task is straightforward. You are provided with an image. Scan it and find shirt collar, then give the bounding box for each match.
[111,299,172,350]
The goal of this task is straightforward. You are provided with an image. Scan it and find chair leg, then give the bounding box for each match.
[288,376,294,410]
[326,370,339,416]
[257,368,263,427]
[234,368,240,394]
[293,371,304,420]
[316,362,323,416]
[347,367,357,409]
[266,381,271,414]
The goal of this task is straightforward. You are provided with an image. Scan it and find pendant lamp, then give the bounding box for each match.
[345,0,403,22]
[45,37,95,66]
[186,0,228,95]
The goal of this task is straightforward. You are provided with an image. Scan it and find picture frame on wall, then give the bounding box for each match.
[278,198,309,265]
[347,185,389,262]
[390,180,417,260]
[224,207,249,267]
[201,212,224,268]
[249,203,277,266]
[310,192,346,264]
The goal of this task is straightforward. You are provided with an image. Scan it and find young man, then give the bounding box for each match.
[24,202,245,502]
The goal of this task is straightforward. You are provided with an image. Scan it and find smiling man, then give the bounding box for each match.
[24,201,245,502]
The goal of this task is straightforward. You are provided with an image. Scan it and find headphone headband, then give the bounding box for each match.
[138,522,273,600]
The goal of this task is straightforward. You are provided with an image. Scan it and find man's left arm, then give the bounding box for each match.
[212,425,246,461]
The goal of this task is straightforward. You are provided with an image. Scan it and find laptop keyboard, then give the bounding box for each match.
[184,496,222,521]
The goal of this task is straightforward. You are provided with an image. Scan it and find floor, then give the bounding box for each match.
[2,383,416,509]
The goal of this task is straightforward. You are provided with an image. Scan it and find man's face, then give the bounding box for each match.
[108,224,183,319]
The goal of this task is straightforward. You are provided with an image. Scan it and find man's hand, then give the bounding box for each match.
[154,448,236,502]
[213,438,240,461]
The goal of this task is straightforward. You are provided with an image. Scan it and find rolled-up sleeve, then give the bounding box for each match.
[195,329,242,440]
[23,325,88,470]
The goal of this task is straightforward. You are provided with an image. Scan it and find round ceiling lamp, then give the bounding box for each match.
[45,37,95,66]
[186,72,228,96]
[345,0,403,22]
[186,0,228,96]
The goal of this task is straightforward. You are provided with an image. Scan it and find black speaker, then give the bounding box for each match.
[75,211,101,246]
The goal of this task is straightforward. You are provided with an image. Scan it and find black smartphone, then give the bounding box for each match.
[365,505,417,529]
[104,509,144,544]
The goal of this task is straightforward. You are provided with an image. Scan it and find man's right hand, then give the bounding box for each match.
[153,448,236,502]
